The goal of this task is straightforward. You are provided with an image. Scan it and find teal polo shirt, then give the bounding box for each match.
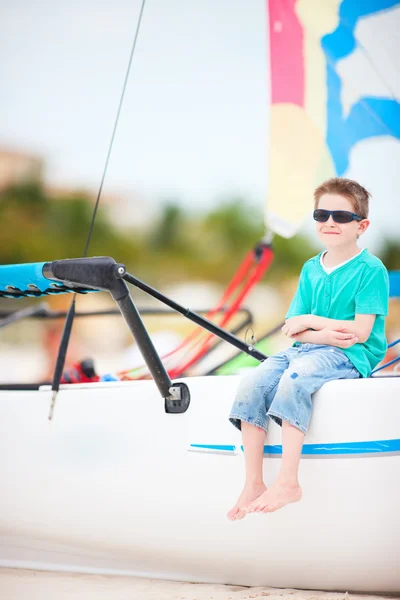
[286,250,389,377]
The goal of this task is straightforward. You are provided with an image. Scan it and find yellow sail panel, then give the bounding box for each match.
[267,103,335,238]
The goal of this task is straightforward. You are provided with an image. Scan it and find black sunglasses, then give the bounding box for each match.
[313,209,363,224]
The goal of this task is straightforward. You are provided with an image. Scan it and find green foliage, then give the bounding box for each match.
[0,182,141,268]
[203,198,264,255]
[267,233,319,279]
[0,182,398,288]
[379,239,400,271]
[148,202,185,252]
[0,182,49,264]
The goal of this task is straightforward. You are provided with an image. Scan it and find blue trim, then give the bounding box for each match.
[190,438,400,456]
[190,444,236,452]
[387,339,400,349]
[262,439,400,455]
[0,263,62,293]
[0,262,99,297]
[370,271,400,374]
[371,355,400,375]
[389,271,400,299]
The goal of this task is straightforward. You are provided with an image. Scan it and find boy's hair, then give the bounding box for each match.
[314,177,370,219]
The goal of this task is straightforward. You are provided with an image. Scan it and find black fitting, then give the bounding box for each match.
[253,241,272,263]
[165,382,191,414]
[42,256,187,410]
[43,257,126,291]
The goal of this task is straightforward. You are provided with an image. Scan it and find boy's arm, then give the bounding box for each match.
[306,314,376,343]
[283,264,388,343]
[292,327,358,348]
[285,265,310,321]
[282,314,375,343]
[307,266,389,342]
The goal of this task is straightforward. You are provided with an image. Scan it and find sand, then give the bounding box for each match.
[1,569,398,600]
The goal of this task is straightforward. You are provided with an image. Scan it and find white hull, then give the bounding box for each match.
[0,375,399,592]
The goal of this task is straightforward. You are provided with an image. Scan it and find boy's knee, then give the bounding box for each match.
[275,370,313,404]
[237,366,272,393]
[278,370,301,390]
[236,373,258,397]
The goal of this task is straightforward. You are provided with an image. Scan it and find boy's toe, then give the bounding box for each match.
[227,507,239,520]
[235,509,247,520]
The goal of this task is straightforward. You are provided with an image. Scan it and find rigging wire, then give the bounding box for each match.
[49,0,148,420]
[83,0,147,258]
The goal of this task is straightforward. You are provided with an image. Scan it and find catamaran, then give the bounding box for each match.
[1,0,400,593]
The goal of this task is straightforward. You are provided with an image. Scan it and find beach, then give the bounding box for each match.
[1,569,398,600]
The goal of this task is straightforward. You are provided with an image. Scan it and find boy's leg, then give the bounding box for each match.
[228,352,289,520]
[227,422,267,521]
[246,345,360,514]
[247,421,303,513]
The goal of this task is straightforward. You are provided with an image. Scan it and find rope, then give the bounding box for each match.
[371,355,400,376]
[0,286,93,299]
[370,337,400,375]
[118,245,273,380]
[168,246,273,378]
[388,338,400,349]
[117,250,256,378]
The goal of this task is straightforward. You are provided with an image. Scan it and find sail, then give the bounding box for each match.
[266,0,400,238]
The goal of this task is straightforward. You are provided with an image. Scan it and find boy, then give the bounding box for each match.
[227,177,389,521]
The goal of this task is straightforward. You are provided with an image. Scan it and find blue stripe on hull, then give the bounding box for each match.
[190,438,400,456]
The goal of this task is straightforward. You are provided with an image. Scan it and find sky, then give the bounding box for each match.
[1,1,268,207]
[1,0,399,251]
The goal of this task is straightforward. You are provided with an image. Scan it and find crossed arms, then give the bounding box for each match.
[282,314,376,349]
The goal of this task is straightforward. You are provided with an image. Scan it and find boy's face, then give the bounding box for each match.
[316,193,369,248]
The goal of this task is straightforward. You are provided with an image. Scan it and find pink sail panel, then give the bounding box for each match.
[268,0,304,107]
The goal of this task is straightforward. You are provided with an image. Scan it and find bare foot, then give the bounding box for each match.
[227,482,267,521]
[246,480,302,514]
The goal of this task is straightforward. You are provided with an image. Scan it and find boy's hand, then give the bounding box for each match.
[282,316,312,337]
[316,327,358,348]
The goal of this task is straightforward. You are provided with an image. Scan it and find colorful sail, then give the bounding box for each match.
[266,0,400,238]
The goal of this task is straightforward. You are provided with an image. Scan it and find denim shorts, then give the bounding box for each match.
[229,344,360,435]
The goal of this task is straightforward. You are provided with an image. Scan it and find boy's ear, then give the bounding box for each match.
[358,219,370,236]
